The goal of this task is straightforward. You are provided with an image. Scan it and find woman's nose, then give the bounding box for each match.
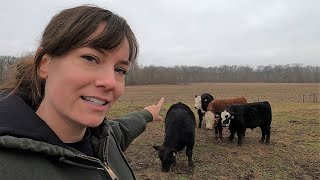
[94,69,116,90]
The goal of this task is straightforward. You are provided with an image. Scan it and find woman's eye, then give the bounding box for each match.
[115,67,127,75]
[81,55,99,64]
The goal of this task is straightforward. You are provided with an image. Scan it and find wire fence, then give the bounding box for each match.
[302,93,319,103]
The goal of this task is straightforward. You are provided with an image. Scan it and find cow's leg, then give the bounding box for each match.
[214,127,218,138]
[218,124,223,143]
[229,130,235,142]
[213,114,219,139]
[259,127,266,143]
[186,145,194,174]
[237,129,245,146]
[265,126,271,144]
[186,145,194,168]
[172,155,177,167]
[197,109,203,128]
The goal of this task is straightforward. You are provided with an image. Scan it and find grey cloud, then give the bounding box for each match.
[0,0,319,67]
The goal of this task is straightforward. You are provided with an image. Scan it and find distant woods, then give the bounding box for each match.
[1,55,319,85]
[0,56,18,82]
[126,63,320,85]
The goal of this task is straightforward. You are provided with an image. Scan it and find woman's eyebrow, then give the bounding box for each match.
[119,60,129,66]
[92,47,105,55]
[87,47,130,65]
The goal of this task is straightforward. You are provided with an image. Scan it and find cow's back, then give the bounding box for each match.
[166,109,195,129]
[165,102,195,127]
[230,101,271,128]
[164,102,196,150]
[208,97,248,113]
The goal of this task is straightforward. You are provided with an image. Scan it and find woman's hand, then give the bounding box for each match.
[144,97,164,121]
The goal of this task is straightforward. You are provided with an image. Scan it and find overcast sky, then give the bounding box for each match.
[0,0,319,67]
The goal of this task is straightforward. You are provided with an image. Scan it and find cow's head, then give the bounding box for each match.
[213,113,221,127]
[221,110,235,127]
[194,95,202,110]
[204,111,214,129]
[153,145,177,172]
[194,93,214,112]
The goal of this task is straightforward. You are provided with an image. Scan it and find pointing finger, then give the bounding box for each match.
[157,97,164,107]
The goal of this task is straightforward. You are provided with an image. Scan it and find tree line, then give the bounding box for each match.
[1,55,319,85]
[126,63,319,85]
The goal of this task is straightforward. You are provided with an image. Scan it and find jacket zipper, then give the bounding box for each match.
[101,134,119,180]
[109,130,136,179]
[103,162,118,180]
[76,154,118,179]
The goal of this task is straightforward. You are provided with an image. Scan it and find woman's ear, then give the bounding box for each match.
[38,54,51,79]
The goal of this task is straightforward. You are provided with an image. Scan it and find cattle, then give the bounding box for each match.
[204,111,215,130]
[194,93,214,128]
[153,102,196,172]
[207,97,248,142]
[221,101,272,146]
[195,97,247,142]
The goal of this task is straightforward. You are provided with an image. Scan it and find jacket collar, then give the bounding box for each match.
[0,91,65,147]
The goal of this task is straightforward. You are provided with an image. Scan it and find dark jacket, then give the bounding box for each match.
[0,92,153,180]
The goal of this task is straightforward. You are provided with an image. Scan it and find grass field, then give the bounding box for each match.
[108,83,320,180]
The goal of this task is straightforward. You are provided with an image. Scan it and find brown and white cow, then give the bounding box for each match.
[207,97,248,142]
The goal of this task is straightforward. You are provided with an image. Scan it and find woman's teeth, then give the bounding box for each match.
[82,96,107,105]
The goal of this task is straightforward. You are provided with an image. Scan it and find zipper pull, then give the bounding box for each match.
[104,162,118,180]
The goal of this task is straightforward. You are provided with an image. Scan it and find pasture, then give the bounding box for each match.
[108,83,320,180]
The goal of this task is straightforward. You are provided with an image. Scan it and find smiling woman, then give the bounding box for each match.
[0,5,164,180]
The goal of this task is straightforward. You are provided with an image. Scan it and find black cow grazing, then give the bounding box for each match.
[194,93,214,128]
[153,102,196,172]
[221,101,272,146]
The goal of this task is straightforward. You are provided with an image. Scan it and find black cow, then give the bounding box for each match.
[153,102,196,172]
[221,101,272,146]
[194,93,214,128]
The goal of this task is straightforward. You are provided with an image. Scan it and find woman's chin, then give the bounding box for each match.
[79,117,105,128]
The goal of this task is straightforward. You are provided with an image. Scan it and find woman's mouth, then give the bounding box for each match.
[81,96,108,106]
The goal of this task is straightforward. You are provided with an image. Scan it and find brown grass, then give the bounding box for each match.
[108,83,320,180]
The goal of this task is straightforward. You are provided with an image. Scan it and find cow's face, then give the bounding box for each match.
[194,95,202,110]
[153,146,177,172]
[213,114,221,127]
[201,95,213,111]
[221,110,234,127]
[205,111,214,129]
[195,94,214,112]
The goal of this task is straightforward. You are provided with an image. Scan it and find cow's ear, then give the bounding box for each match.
[171,149,177,156]
[230,115,235,119]
[195,95,198,98]
[153,146,161,151]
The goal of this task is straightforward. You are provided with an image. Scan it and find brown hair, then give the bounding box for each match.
[0,5,139,110]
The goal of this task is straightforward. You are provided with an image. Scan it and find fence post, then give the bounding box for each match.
[303,94,304,103]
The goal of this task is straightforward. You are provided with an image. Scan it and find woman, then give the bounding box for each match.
[0,5,163,180]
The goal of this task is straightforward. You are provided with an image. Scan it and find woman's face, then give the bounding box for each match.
[37,25,129,128]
